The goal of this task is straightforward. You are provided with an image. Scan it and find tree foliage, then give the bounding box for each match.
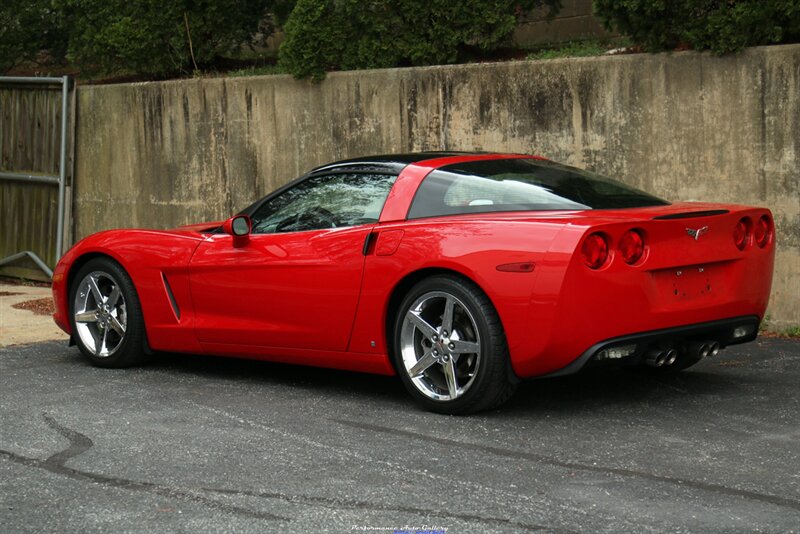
[0,0,67,72]
[6,0,800,79]
[57,0,273,76]
[594,0,800,54]
[278,0,562,80]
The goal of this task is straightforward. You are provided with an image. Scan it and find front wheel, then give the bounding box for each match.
[392,275,517,414]
[69,257,149,368]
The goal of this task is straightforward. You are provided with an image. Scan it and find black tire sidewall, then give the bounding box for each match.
[68,257,147,368]
[392,275,511,414]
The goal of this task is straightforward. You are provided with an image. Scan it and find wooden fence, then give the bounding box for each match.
[0,81,72,281]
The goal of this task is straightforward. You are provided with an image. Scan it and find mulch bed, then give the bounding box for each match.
[11,297,55,316]
[759,330,800,339]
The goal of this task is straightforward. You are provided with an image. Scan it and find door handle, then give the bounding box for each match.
[362,232,378,255]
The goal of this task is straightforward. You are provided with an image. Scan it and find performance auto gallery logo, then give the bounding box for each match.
[686,225,709,240]
[351,526,446,534]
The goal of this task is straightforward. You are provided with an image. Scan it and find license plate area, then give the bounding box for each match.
[654,264,721,302]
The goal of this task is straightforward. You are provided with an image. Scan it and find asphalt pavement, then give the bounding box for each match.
[1,337,798,533]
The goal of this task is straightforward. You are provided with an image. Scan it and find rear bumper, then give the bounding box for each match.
[542,315,760,377]
[513,206,775,378]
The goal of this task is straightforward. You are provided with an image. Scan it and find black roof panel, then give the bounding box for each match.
[309,152,481,174]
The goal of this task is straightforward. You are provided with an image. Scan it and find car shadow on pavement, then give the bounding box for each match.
[75,348,748,416]
[503,365,746,416]
[143,351,410,401]
[40,339,768,417]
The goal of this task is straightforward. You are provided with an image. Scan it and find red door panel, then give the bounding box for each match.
[188,226,370,351]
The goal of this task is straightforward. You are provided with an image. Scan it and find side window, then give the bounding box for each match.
[251,173,396,234]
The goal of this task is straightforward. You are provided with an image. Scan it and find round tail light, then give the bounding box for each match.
[754,215,772,248]
[582,233,609,269]
[619,229,645,264]
[733,217,751,251]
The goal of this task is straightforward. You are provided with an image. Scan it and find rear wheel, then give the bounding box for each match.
[392,275,517,414]
[69,257,149,368]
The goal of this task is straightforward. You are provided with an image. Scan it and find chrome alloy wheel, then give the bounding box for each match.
[399,291,482,401]
[73,271,127,357]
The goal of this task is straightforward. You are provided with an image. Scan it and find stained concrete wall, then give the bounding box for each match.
[73,45,800,328]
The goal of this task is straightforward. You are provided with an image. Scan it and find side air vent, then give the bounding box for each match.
[162,273,181,320]
[653,209,729,220]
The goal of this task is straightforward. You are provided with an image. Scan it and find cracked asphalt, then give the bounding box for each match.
[1,338,799,533]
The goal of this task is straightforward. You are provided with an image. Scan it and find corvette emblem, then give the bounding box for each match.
[686,226,709,240]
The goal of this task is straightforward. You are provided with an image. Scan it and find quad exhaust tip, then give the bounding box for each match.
[645,342,723,368]
[691,341,722,360]
[645,348,678,367]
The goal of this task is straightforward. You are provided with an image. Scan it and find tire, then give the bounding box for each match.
[392,275,517,414]
[69,257,149,368]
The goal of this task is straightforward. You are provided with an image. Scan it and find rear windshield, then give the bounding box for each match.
[407,158,669,219]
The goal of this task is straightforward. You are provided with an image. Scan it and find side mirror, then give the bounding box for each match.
[222,215,251,245]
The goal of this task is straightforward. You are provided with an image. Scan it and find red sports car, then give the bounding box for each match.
[52,153,775,413]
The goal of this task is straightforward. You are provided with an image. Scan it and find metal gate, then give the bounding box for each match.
[0,76,74,280]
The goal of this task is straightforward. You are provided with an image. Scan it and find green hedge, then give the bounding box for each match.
[594,0,800,54]
[60,0,271,76]
[0,1,67,72]
[279,0,561,80]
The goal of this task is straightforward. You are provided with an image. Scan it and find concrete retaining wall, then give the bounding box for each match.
[73,45,800,328]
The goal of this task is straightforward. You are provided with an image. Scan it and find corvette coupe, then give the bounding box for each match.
[52,152,775,413]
